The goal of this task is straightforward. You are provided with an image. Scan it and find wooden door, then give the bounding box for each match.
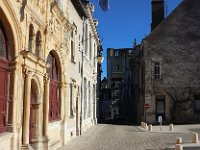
[29,86,34,144]
[0,26,8,133]
[49,80,58,121]
[0,68,7,133]
[47,52,59,121]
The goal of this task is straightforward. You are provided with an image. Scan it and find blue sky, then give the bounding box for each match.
[91,0,182,79]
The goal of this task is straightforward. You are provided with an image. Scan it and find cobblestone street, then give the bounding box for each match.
[57,124,200,150]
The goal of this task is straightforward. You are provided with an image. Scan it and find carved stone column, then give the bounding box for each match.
[10,69,17,132]
[22,70,32,145]
[43,74,50,137]
[61,77,68,144]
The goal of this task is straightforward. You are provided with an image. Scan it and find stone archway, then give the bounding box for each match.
[0,4,21,135]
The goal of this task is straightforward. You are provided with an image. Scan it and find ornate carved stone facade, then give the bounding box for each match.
[0,0,101,149]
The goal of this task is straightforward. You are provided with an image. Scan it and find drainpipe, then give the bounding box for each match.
[80,16,86,135]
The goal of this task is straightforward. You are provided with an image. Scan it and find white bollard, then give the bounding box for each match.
[141,122,144,128]
[175,144,183,150]
[169,124,174,131]
[148,124,152,131]
[144,123,148,130]
[192,132,199,143]
[175,137,183,144]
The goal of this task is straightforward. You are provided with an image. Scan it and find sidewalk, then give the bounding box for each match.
[140,124,200,150]
[57,124,200,150]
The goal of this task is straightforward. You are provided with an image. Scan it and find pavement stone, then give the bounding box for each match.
[57,124,200,150]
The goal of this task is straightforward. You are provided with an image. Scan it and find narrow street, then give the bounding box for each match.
[57,124,200,150]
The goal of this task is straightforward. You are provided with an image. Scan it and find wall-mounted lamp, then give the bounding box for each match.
[97,54,104,64]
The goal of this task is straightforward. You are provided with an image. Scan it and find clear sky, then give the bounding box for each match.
[90,0,182,79]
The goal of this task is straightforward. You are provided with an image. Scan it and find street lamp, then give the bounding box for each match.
[97,54,104,64]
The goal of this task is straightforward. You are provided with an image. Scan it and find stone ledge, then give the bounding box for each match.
[0,132,14,141]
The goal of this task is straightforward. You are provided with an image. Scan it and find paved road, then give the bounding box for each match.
[57,124,200,150]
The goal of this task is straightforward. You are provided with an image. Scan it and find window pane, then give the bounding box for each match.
[154,62,160,79]
[0,29,6,58]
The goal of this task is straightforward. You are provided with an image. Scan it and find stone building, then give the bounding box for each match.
[107,48,134,122]
[98,77,112,121]
[142,0,200,124]
[0,0,101,149]
[129,44,143,124]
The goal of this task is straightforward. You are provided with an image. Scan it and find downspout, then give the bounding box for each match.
[80,16,86,135]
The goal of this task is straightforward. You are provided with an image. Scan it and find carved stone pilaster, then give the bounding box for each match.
[22,70,32,145]
[43,74,50,136]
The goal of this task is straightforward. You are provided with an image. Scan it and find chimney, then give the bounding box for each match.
[151,0,164,31]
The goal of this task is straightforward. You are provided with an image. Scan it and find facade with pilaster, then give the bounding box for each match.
[0,0,101,149]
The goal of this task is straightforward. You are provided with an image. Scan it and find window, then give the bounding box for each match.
[128,49,132,56]
[69,83,74,116]
[114,51,119,56]
[84,24,88,55]
[89,33,92,60]
[47,52,60,121]
[84,78,87,119]
[88,81,91,117]
[194,95,200,112]
[116,64,120,70]
[71,31,75,61]
[93,84,96,119]
[154,62,161,79]
[93,43,96,67]
[28,24,35,52]
[35,31,42,57]
[0,27,6,58]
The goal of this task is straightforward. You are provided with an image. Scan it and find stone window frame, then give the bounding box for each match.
[70,23,77,63]
[151,57,162,80]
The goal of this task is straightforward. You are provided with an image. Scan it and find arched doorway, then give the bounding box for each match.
[47,51,60,121]
[0,22,8,133]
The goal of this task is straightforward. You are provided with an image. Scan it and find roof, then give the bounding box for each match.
[144,0,200,46]
[70,0,88,18]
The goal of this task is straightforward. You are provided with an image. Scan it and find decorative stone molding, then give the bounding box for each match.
[22,64,32,77]
[21,49,48,68]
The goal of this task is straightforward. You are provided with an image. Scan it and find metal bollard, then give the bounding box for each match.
[169,124,174,131]
[192,132,199,143]
[175,144,183,150]
[148,124,152,131]
[175,137,182,144]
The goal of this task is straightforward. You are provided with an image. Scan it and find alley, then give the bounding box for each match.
[57,124,199,150]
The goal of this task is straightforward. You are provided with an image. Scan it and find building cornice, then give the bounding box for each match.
[70,0,88,18]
